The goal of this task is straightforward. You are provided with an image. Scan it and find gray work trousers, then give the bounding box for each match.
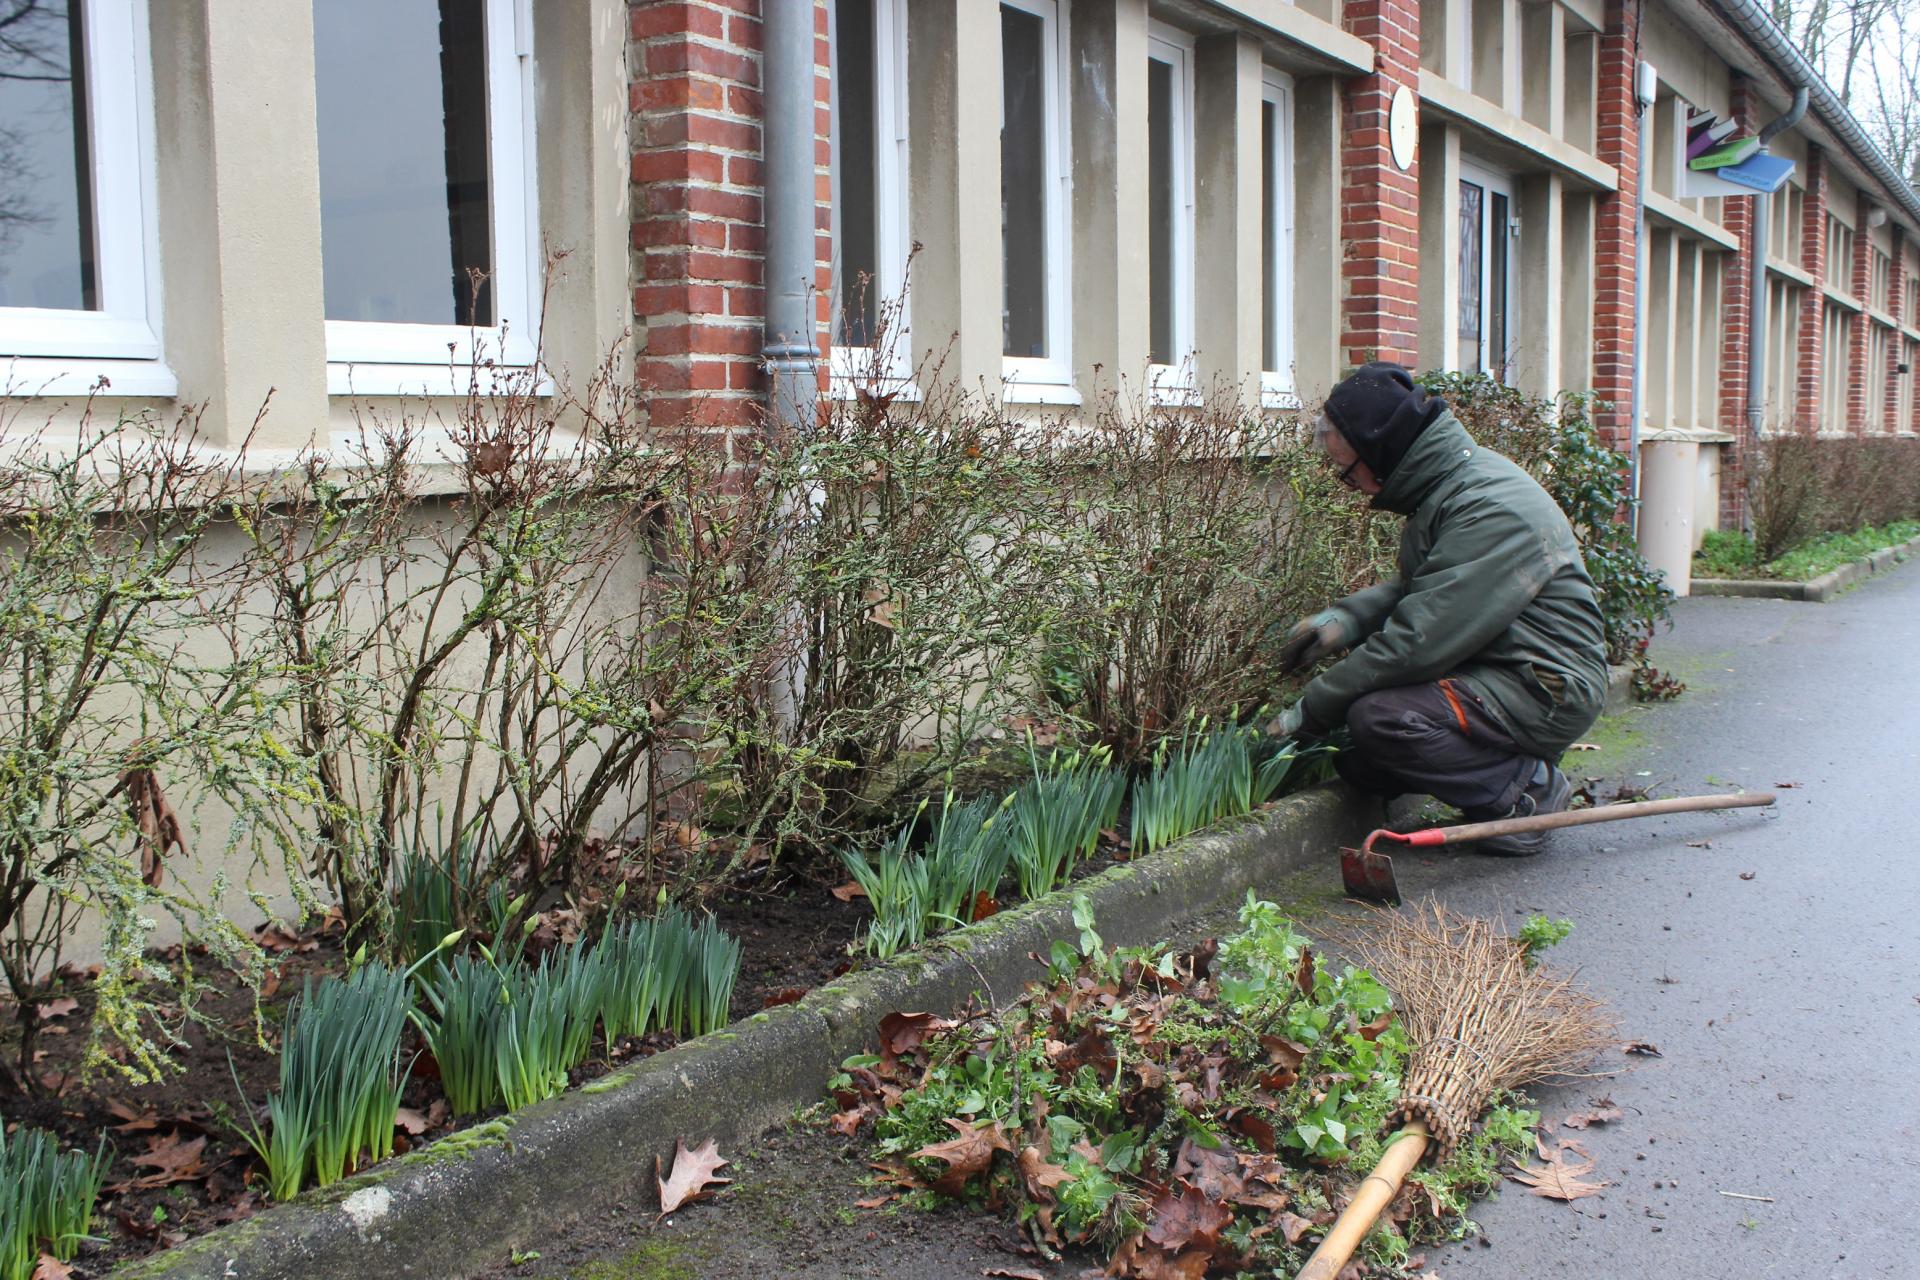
[1332,678,1539,819]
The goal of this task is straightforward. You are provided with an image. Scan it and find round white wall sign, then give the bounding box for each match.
[1388,86,1418,171]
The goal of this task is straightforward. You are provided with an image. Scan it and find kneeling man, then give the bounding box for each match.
[1273,363,1609,856]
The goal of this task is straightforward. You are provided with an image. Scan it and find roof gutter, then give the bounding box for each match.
[1712,0,1920,227]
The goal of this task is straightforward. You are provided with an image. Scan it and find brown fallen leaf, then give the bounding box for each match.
[1621,1040,1663,1057]
[910,1118,1013,1196]
[395,1107,432,1137]
[1739,871,1756,881]
[760,987,807,1008]
[1017,1145,1073,1201]
[829,881,867,903]
[829,1108,866,1137]
[970,891,1000,923]
[1685,840,1712,849]
[1145,1181,1232,1255]
[655,1137,731,1217]
[1509,1138,1608,1201]
[878,1010,955,1060]
[1277,1210,1317,1244]
[32,1255,74,1280]
[35,998,79,1022]
[854,1195,895,1210]
[1772,781,1801,788]
[982,1269,1047,1279]
[113,1132,208,1191]
[1562,1099,1623,1130]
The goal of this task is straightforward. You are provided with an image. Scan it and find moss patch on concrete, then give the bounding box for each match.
[562,1238,701,1280]
[1563,704,1656,779]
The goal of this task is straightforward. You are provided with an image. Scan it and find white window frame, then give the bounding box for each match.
[1260,68,1297,409]
[1458,159,1517,382]
[323,0,541,396]
[829,0,912,398]
[0,0,171,396]
[999,0,1074,403]
[1145,23,1196,403]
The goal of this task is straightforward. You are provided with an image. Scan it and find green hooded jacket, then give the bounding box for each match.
[1301,410,1608,760]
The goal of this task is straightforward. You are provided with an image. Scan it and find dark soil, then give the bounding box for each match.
[0,858,1036,1275]
[471,1121,1099,1280]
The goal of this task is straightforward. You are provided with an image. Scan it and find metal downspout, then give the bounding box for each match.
[763,0,821,440]
[1629,61,1655,529]
[1744,87,1810,465]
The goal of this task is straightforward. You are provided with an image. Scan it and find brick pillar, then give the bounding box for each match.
[1888,228,1906,434]
[1717,77,1758,529]
[1591,0,1642,450]
[1339,0,1420,371]
[1795,147,1828,434]
[628,1,831,439]
[1848,208,1872,433]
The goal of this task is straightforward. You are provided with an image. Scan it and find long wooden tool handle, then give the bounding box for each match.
[1427,790,1777,846]
[1296,1122,1430,1280]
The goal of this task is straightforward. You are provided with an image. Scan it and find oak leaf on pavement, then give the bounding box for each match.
[656,1137,732,1217]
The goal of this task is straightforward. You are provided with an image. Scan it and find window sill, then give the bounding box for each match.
[327,361,554,399]
[1001,378,1082,407]
[2,357,179,399]
[1261,386,1303,411]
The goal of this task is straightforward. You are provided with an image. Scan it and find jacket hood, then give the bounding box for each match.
[1371,412,1479,515]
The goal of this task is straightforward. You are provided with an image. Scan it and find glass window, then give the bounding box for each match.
[314,0,537,381]
[0,0,94,312]
[1260,71,1295,403]
[837,0,879,349]
[1458,165,1515,383]
[0,0,163,383]
[1457,180,1483,364]
[315,0,493,326]
[1147,55,1174,366]
[1000,3,1048,361]
[831,0,908,389]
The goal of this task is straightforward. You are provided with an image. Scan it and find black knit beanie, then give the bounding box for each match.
[1322,362,1447,481]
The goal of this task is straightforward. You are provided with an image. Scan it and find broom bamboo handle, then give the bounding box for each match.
[1296,1121,1431,1280]
[1421,791,1776,845]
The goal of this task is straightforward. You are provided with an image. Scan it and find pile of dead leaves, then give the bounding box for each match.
[823,906,1490,1278]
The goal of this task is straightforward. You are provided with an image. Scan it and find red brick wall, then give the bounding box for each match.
[1795,148,1827,434]
[1591,0,1642,450]
[1339,0,1421,371]
[1717,77,1758,528]
[1889,228,1907,434]
[627,1,832,438]
[1848,207,1872,433]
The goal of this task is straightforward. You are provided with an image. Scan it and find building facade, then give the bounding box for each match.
[3,0,1917,591]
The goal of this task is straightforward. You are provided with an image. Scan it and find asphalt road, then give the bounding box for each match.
[1401,561,1920,1279]
[500,560,1920,1280]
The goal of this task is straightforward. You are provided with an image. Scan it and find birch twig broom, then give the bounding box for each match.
[1298,903,1615,1280]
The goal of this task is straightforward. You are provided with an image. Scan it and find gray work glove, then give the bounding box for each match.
[1272,702,1328,743]
[1276,607,1356,675]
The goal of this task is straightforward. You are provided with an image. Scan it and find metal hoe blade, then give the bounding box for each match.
[1340,832,1401,904]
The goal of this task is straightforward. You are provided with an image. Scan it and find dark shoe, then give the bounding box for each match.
[1475,764,1573,857]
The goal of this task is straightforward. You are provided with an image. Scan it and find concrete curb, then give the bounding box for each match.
[1692,532,1920,603]
[113,786,1378,1280]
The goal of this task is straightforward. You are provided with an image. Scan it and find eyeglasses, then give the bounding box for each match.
[1335,456,1366,489]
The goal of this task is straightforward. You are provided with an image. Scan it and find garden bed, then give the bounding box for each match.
[1691,523,1920,602]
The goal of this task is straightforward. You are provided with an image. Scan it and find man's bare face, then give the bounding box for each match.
[1315,414,1383,495]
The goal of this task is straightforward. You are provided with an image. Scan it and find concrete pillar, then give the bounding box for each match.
[1564,32,1598,152]
[1646,228,1675,429]
[1192,33,1263,398]
[908,0,1004,394]
[1639,439,1698,595]
[150,0,329,449]
[1292,76,1344,399]
[1674,241,1699,430]
[1341,0,1422,371]
[1067,0,1150,396]
[1520,1,1563,136]
[1516,171,1563,399]
[1561,190,1596,393]
[1417,123,1461,373]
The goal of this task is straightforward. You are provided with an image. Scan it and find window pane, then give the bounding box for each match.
[1148,55,1173,366]
[1261,98,1276,374]
[1001,5,1046,359]
[837,0,878,347]
[0,0,96,311]
[1489,192,1509,381]
[315,0,493,326]
[1457,181,1482,368]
